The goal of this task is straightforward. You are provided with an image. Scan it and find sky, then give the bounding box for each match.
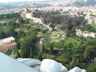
[0,0,61,3]
[0,0,45,3]
[0,0,69,3]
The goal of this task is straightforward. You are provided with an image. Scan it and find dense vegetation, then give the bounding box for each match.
[33,10,86,36]
[0,12,96,71]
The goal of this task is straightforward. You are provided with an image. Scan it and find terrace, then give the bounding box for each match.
[0,52,39,72]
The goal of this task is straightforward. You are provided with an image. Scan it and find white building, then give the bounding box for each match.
[76,29,96,38]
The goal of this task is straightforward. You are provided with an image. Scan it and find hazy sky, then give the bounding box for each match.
[0,0,68,3]
[0,0,29,2]
[0,0,44,3]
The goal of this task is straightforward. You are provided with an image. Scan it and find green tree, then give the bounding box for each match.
[57,38,83,68]
[87,63,96,72]
[6,27,17,37]
[39,44,45,60]
[20,28,38,58]
[0,30,6,39]
[50,43,53,54]
[20,36,36,58]
[83,38,96,61]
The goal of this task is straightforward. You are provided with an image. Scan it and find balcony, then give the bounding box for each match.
[0,52,39,72]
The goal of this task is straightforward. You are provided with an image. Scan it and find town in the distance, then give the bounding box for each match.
[0,0,96,72]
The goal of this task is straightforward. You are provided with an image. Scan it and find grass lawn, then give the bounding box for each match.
[15,28,27,32]
[0,20,7,24]
[50,31,65,41]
